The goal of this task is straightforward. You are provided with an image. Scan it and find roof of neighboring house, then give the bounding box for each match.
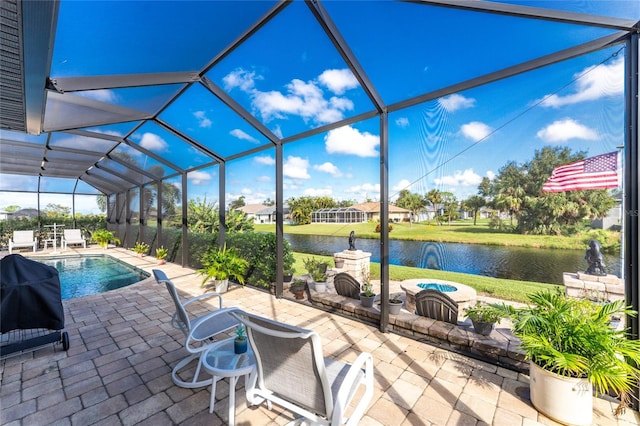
[350,202,411,214]
[256,205,289,215]
[237,204,268,214]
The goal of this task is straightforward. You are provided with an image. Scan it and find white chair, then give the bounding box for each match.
[8,230,37,254]
[61,229,86,249]
[152,269,241,388]
[231,311,374,426]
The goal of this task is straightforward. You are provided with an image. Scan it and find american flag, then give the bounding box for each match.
[542,151,619,192]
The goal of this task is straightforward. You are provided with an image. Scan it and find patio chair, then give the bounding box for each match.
[334,272,361,299]
[8,230,37,254]
[230,311,374,425]
[61,229,86,249]
[152,269,242,388]
[415,289,459,325]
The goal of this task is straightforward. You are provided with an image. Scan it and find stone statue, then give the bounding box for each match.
[585,239,606,276]
[348,230,356,251]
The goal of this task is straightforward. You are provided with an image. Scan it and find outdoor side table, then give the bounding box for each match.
[201,337,255,426]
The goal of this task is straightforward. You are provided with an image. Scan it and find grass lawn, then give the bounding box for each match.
[255,221,619,251]
[292,252,560,304]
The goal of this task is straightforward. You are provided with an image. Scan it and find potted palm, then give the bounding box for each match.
[491,290,640,425]
[155,246,168,265]
[197,244,249,293]
[464,301,501,336]
[132,241,149,257]
[91,229,120,249]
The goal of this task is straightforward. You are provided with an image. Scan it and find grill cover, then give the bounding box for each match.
[1,254,64,333]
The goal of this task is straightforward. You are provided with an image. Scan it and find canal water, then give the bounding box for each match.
[284,234,622,285]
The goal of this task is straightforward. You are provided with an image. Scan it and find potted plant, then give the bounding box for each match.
[91,229,120,249]
[155,246,168,265]
[132,241,149,257]
[388,293,403,315]
[303,257,329,292]
[234,324,248,354]
[290,279,306,300]
[197,244,249,293]
[283,267,294,283]
[491,290,640,425]
[464,301,501,336]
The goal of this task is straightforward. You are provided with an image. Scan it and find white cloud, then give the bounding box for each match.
[439,94,476,112]
[254,155,275,166]
[325,125,379,157]
[392,179,412,191]
[77,89,118,103]
[187,170,212,185]
[536,118,598,142]
[486,170,496,180]
[539,57,623,108]
[303,187,333,197]
[223,68,355,125]
[271,125,283,139]
[313,162,342,177]
[230,129,258,143]
[241,188,253,195]
[284,156,310,179]
[317,69,359,95]
[193,111,212,128]
[257,175,271,182]
[460,121,492,142]
[139,132,169,152]
[395,117,409,128]
[435,169,482,187]
[223,68,259,92]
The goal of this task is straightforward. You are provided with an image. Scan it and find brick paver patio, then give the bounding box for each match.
[1,247,639,425]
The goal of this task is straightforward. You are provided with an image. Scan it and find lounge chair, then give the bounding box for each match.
[152,269,241,388]
[334,272,361,299]
[231,311,374,425]
[8,230,37,254]
[415,289,459,325]
[61,229,86,249]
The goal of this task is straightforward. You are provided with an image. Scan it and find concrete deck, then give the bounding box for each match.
[1,247,639,425]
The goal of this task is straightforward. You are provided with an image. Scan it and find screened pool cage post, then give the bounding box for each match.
[218,161,226,249]
[624,31,640,412]
[379,111,390,332]
[275,142,284,298]
[181,173,188,267]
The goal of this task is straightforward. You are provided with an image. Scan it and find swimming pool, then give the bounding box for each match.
[38,255,150,300]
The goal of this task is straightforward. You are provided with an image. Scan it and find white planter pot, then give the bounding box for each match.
[529,361,592,426]
[207,279,229,293]
[314,281,327,292]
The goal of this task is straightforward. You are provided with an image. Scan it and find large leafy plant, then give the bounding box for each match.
[197,244,249,286]
[492,290,640,412]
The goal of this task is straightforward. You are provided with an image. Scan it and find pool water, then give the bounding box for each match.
[38,255,149,300]
[417,282,457,292]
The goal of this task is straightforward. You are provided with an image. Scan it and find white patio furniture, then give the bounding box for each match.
[231,311,374,425]
[61,229,86,249]
[8,230,37,254]
[152,269,242,388]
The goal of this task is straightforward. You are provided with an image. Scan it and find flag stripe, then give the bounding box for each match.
[542,152,618,193]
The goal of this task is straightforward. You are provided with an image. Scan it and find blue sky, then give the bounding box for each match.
[1,1,638,213]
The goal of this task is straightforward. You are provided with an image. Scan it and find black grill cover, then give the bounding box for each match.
[1,254,64,333]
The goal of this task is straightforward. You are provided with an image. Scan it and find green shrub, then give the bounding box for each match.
[226,232,295,289]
